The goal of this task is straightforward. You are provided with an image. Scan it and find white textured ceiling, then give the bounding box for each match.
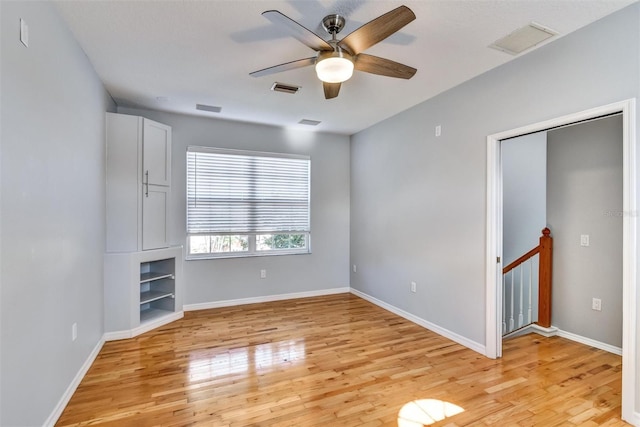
[54,0,636,135]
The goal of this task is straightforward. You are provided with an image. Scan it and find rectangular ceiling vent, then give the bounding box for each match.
[489,22,558,55]
[271,82,301,94]
[196,103,222,113]
[299,119,321,126]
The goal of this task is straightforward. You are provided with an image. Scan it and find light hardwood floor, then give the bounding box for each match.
[56,293,629,426]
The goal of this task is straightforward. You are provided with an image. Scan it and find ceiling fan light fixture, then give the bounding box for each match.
[315,50,354,83]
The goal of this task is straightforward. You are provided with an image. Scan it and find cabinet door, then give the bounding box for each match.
[142,185,169,250]
[143,119,171,187]
[106,113,143,252]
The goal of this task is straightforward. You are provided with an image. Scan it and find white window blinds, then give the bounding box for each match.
[187,147,310,234]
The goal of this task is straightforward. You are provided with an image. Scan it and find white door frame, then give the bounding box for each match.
[485,99,637,424]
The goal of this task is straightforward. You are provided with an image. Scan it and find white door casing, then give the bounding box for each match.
[485,99,637,424]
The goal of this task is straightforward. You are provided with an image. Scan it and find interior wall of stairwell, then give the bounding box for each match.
[502,133,548,265]
[502,132,547,333]
[547,115,623,348]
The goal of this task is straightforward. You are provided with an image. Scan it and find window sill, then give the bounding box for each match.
[186,250,311,261]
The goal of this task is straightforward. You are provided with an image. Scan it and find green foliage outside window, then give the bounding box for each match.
[258,234,306,250]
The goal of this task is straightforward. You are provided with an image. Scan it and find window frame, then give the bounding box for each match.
[185,146,311,260]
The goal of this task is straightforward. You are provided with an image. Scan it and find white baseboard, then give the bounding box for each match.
[350,288,486,355]
[48,311,186,425]
[103,329,134,341]
[104,311,184,341]
[529,324,559,337]
[504,324,559,339]
[43,337,105,427]
[555,329,622,356]
[630,411,640,427]
[505,324,622,356]
[183,287,350,311]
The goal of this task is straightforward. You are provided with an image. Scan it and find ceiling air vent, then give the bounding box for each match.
[489,22,557,55]
[271,82,301,94]
[299,119,321,126]
[196,103,222,113]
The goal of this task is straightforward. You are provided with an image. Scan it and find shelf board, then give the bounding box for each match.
[140,271,174,283]
[140,290,174,305]
[140,307,174,324]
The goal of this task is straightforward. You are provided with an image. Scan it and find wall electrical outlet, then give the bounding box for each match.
[72,323,77,341]
[410,281,417,293]
[592,298,602,311]
[352,264,357,273]
[580,234,590,247]
[260,269,267,279]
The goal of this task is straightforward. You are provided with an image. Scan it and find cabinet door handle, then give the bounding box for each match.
[145,170,149,197]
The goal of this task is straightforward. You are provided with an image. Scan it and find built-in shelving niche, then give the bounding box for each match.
[139,258,175,325]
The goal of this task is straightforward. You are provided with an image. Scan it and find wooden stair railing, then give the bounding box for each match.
[503,227,553,328]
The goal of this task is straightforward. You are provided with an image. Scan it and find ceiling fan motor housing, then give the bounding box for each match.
[316,47,353,64]
[322,14,346,36]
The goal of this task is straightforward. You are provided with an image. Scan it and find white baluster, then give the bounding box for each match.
[502,273,510,335]
[509,271,515,332]
[518,263,524,328]
[502,274,507,334]
[527,256,533,324]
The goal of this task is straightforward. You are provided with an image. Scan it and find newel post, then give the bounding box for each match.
[537,227,552,328]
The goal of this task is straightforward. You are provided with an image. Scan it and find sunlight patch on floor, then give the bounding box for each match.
[187,340,305,382]
[397,399,464,426]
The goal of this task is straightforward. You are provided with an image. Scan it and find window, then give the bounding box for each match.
[186,147,310,259]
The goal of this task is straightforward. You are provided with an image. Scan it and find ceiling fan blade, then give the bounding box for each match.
[354,54,416,79]
[338,5,416,55]
[323,82,341,99]
[250,57,316,78]
[262,10,333,52]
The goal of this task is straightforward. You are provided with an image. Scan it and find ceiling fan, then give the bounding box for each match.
[250,5,417,99]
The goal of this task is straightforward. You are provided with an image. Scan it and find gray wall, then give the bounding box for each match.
[547,116,623,347]
[119,108,350,304]
[0,1,114,426]
[501,132,547,332]
[350,2,639,355]
[502,132,547,265]
[1,0,638,424]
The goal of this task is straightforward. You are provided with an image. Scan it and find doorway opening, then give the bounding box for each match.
[485,99,637,423]
[501,115,623,346]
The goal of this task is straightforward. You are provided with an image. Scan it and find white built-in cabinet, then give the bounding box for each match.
[104,113,183,338]
[106,112,171,252]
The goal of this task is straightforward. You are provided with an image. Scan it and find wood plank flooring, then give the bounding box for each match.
[56,294,629,426]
